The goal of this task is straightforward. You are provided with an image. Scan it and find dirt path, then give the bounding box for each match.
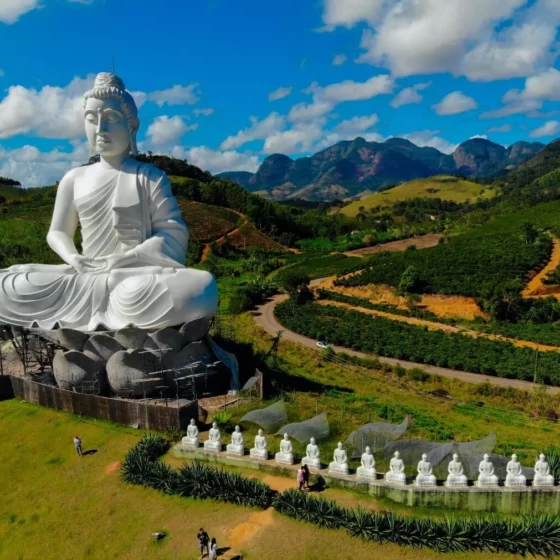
[253,294,560,393]
[318,299,560,353]
[523,236,560,299]
[344,233,443,257]
[200,209,248,262]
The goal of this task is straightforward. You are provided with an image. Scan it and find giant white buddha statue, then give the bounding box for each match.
[0,72,218,332]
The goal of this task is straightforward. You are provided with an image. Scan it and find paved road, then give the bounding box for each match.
[253,293,560,394]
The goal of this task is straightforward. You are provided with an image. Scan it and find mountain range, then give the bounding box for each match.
[218,137,546,201]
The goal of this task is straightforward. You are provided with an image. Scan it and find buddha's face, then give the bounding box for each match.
[258,429,263,436]
[85,97,130,157]
[422,453,427,460]
[540,454,546,461]
[395,451,400,458]
[365,446,371,454]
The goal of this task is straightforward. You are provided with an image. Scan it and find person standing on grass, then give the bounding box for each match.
[73,436,82,457]
[297,466,305,491]
[198,527,209,558]
[209,537,218,560]
[302,464,310,489]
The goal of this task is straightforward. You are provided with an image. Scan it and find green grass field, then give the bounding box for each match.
[340,176,496,217]
[0,399,526,560]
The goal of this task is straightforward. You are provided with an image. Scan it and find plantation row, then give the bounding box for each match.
[338,199,560,298]
[122,434,560,557]
[276,254,364,284]
[274,302,560,386]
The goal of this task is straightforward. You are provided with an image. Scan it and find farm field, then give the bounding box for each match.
[178,200,241,243]
[339,175,495,217]
[0,398,525,560]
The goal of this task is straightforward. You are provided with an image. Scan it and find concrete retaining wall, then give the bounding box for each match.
[174,445,560,515]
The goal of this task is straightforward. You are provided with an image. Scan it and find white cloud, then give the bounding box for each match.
[487,124,513,133]
[148,84,199,107]
[322,0,385,29]
[193,108,214,117]
[68,0,95,3]
[390,81,431,108]
[332,54,347,66]
[334,114,379,134]
[0,0,39,24]
[399,130,459,154]
[0,69,4,77]
[220,112,285,150]
[287,100,333,123]
[314,74,394,103]
[433,91,478,116]
[146,115,197,146]
[268,87,292,102]
[0,74,96,139]
[529,120,560,138]
[470,134,488,140]
[0,141,89,187]
[323,0,558,82]
[480,98,541,119]
[263,122,324,154]
[314,114,382,150]
[302,81,319,95]
[170,145,259,174]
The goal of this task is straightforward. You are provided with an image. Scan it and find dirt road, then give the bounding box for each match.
[344,233,443,257]
[253,293,560,394]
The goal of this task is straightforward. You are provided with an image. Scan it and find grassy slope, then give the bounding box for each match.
[0,399,518,560]
[340,175,495,217]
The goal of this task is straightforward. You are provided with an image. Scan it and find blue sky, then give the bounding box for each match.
[0,0,559,186]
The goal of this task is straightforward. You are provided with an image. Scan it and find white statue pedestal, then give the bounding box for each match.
[181,435,199,448]
[204,439,221,452]
[445,476,468,488]
[356,466,377,481]
[301,456,321,470]
[386,472,406,485]
[250,448,268,460]
[415,475,436,487]
[505,475,526,488]
[275,452,294,465]
[476,476,498,488]
[328,462,348,476]
[227,444,245,456]
[534,475,555,487]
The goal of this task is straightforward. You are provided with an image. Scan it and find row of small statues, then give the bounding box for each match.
[182,421,556,487]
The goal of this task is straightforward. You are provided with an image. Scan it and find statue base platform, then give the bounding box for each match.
[505,476,527,488]
[534,477,555,487]
[250,448,268,460]
[476,477,499,488]
[203,441,222,452]
[356,467,377,481]
[328,462,349,475]
[445,477,468,488]
[181,437,199,448]
[275,453,294,465]
[415,476,437,487]
[226,444,244,456]
[386,473,406,485]
[301,457,321,470]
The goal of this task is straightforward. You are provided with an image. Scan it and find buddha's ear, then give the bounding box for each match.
[129,116,140,155]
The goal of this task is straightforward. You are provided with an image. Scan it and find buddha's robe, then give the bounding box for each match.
[0,159,217,331]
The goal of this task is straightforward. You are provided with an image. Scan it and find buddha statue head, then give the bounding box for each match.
[540,453,546,462]
[84,72,140,158]
[394,451,400,459]
[453,453,459,461]
[337,442,343,450]
[283,433,289,441]
[234,425,240,432]
[483,453,489,461]
[258,429,263,436]
[212,422,218,429]
[365,446,371,454]
[310,437,316,445]
[511,454,518,462]
[190,418,196,426]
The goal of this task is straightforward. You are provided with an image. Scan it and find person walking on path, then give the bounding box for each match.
[302,464,310,489]
[297,466,305,491]
[198,528,209,558]
[209,537,218,560]
[73,436,83,457]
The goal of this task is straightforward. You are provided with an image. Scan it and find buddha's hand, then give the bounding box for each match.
[92,251,137,273]
[67,254,105,274]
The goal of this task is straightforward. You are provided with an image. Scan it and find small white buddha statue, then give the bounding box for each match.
[505,454,526,487]
[275,433,294,465]
[250,429,268,460]
[328,442,349,475]
[476,453,498,487]
[0,72,218,331]
[181,418,199,448]
[226,425,245,455]
[385,451,406,485]
[204,422,221,452]
[446,453,467,487]
[534,453,555,487]
[356,446,376,481]
[301,437,321,469]
[415,453,437,487]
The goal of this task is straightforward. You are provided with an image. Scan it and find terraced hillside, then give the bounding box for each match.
[340,175,495,217]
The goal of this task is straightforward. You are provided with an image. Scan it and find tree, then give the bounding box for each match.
[397,265,420,295]
[281,270,312,304]
[522,222,538,245]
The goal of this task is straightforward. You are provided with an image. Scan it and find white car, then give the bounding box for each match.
[316,341,330,350]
